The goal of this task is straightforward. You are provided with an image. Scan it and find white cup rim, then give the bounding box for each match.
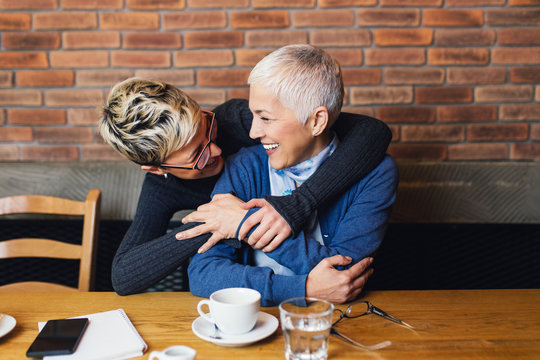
[210,287,261,305]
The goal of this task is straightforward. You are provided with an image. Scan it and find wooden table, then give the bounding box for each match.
[1,290,539,359]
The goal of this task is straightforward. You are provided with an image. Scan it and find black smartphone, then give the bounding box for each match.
[26,318,89,358]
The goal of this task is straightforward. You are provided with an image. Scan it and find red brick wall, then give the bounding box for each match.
[1,0,539,162]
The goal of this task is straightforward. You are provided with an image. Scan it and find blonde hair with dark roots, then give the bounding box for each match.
[99,78,201,165]
[248,44,344,126]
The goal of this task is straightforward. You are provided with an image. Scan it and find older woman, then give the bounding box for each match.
[100,69,391,295]
[186,45,398,306]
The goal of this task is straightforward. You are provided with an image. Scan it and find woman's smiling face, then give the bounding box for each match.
[248,84,323,170]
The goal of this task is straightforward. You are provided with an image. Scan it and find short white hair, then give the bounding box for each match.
[248,44,344,126]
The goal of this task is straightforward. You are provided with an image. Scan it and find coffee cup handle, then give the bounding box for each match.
[197,299,215,324]
[148,350,162,360]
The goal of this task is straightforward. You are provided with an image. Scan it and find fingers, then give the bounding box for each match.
[261,232,288,252]
[238,209,264,240]
[197,234,222,254]
[347,257,374,277]
[320,254,354,268]
[241,198,266,210]
[176,224,211,240]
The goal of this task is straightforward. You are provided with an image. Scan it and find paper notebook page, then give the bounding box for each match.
[38,308,147,360]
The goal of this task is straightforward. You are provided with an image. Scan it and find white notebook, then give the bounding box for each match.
[38,308,148,360]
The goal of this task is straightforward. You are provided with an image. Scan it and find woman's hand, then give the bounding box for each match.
[176,193,247,253]
[239,198,292,252]
[306,256,374,304]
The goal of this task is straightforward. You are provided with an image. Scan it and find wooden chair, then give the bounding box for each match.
[0,189,101,292]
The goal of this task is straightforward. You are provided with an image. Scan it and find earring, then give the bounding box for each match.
[164,173,168,179]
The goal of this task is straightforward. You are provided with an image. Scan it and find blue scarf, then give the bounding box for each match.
[254,134,339,275]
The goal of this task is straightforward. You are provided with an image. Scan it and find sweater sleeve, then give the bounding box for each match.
[265,113,392,237]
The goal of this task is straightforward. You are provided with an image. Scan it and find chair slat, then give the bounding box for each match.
[0,239,82,259]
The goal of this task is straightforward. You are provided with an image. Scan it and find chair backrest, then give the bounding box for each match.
[0,189,101,292]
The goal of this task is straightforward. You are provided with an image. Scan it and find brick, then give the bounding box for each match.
[9,109,65,125]
[100,12,159,30]
[246,31,307,47]
[34,12,97,30]
[0,127,33,142]
[1,110,7,125]
[18,70,74,87]
[76,70,133,87]
[511,144,540,160]
[254,0,315,7]
[184,31,243,48]
[198,69,251,87]
[402,125,464,142]
[185,89,227,106]
[163,11,226,29]
[292,10,354,27]
[365,49,425,66]
[0,13,30,30]
[0,145,18,160]
[498,28,540,45]
[342,69,381,85]
[68,108,100,126]
[447,0,505,5]
[436,29,495,46]
[235,49,273,67]
[341,107,375,117]
[428,48,489,65]
[377,106,436,124]
[0,71,12,88]
[0,0,57,9]
[62,0,123,9]
[311,29,370,47]
[448,68,506,84]
[21,145,79,161]
[374,29,433,46]
[3,32,60,49]
[44,89,103,107]
[81,144,125,161]
[487,9,540,25]
[416,87,472,104]
[326,49,363,66]
[134,69,194,86]
[36,128,94,143]
[50,51,108,68]
[231,11,289,29]
[0,90,41,106]
[448,144,508,160]
[532,124,540,140]
[500,104,540,121]
[385,68,444,85]
[111,51,170,68]
[174,50,233,68]
[188,0,248,7]
[124,33,181,49]
[469,124,529,141]
[424,10,483,27]
[63,31,120,49]
[381,0,441,5]
[438,105,497,123]
[127,0,185,9]
[493,48,540,65]
[510,67,540,83]
[0,52,48,68]
[537,86,540,102]
[510,0,540,4]
[388,124,399,141]
[388,144,447,161]
[228,88,249,100]
[350,86,413,105]
[475,85,533,103]
[357,9,420,26]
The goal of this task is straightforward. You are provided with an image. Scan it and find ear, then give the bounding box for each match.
[141,165,167,176]
[309,106,329,137]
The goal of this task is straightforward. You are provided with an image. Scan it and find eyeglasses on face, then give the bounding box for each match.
[160,110,216,171]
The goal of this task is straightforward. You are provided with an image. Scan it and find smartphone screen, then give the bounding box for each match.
[26,318,89,358]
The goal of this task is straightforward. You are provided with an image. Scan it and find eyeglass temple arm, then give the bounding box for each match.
[368,303,418,330]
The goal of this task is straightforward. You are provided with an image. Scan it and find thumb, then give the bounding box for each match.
[241,198,265,210]
[323,254,353,267]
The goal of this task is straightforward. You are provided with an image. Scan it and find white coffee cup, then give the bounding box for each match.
[149,345,196,360]
[197,287,261,335]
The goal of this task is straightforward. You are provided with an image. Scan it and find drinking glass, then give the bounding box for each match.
[279,297,333,360]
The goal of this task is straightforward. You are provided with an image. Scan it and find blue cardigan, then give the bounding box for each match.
[188,145,398,306]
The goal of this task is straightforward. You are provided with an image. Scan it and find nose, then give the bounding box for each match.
[249,117,264,140]
[209,142,222,157]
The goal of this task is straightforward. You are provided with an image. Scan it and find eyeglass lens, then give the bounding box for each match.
[193,113,215,170]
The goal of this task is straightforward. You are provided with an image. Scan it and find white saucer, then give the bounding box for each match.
[0,314,16,338]
[192,311,278,347]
